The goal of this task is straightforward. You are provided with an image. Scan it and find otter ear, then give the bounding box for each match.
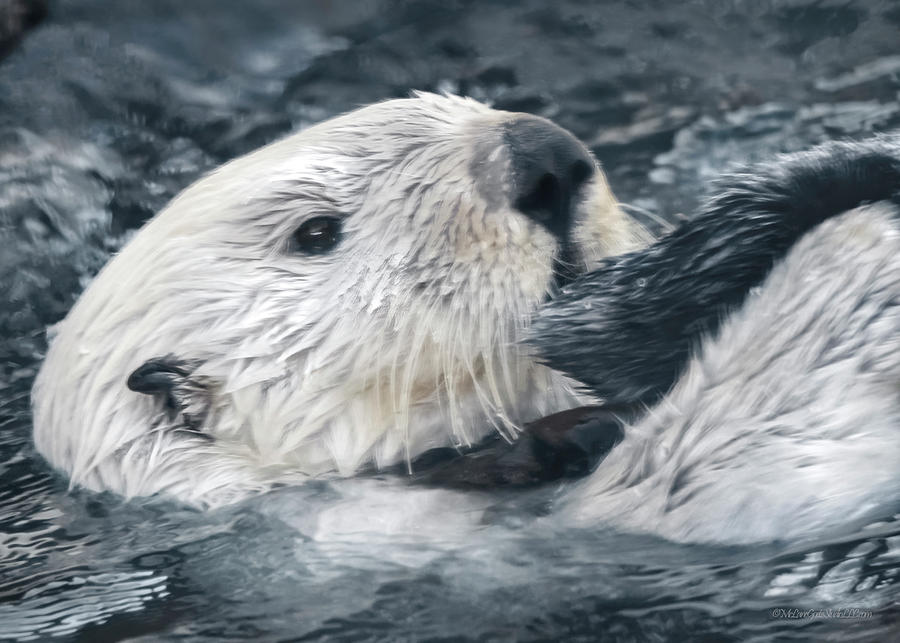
[127,357,212,435]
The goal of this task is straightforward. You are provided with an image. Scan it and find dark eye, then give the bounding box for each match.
[292,216,342,254]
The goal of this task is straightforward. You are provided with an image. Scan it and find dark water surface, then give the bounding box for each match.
[2,1,900,640]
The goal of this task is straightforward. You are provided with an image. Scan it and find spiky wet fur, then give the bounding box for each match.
[31,93,644,506]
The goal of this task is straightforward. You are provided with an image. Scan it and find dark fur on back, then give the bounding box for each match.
[531,135,900,405]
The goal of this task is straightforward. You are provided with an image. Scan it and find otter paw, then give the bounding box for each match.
[411,404,632,490]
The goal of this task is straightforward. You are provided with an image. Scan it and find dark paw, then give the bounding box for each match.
[411,404,635,490]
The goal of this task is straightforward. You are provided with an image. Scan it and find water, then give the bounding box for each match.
[2,0,899,640]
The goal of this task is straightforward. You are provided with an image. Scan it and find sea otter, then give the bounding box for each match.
[31,93,646,506]
[32,91,900,545]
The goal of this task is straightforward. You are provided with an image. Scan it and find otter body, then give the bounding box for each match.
[31,93,644,506]
[532,138,900,544]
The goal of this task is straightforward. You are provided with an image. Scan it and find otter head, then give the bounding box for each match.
[32,93,644,505]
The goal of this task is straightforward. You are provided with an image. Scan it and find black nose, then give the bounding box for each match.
[505,116,595,241]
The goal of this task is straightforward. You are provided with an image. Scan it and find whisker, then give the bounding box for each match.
[619,201,676,233]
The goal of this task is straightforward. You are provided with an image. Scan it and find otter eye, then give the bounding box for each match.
[292,216,342,254]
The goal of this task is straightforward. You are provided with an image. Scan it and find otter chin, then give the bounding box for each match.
[31,92,645,506]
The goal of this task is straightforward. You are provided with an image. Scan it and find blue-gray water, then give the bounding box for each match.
[1,1,899,640]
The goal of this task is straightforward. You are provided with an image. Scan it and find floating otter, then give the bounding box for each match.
[31,93,646,506]
[32,91,900,545]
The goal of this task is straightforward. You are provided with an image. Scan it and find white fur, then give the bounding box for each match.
[32,93,644,506]
[559,203,900,544]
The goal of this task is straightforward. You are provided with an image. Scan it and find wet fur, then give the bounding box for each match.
[534,137,900,543]
[533,137,900,406]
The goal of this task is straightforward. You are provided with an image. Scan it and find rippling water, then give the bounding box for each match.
[2,1,899,640]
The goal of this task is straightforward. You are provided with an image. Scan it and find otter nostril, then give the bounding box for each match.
[505,115,595,241]
[570,159,592,187]
[516,172,560,225]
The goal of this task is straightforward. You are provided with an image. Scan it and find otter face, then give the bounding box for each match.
[32,93,644,505]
